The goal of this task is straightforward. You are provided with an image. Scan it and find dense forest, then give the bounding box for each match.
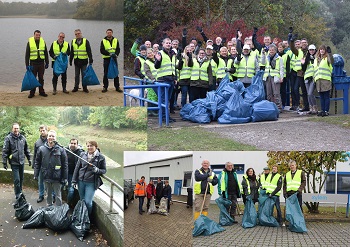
[125,0,350,71]
[0,0,123,20]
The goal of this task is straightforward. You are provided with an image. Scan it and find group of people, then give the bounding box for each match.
[25,28,122,98]
[131,26,334,118]
[2,123,106,216]
[194,159,306,226]
[134,176,172,215]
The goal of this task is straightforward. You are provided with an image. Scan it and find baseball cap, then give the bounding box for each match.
[243,44,251,50]
[308,44,316,50]
[263,167,270,170]
[206,45,213,50]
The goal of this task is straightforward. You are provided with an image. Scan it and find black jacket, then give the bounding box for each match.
[32,136,47,164]
[2,132,31,166]
[156,181,163,198]
[195,167,218,194]
[66,146,84,175]
[100,36,120,58]
[162,184,172,200]
[34,142,68,183]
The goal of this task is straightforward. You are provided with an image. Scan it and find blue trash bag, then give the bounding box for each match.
[215,197,234,226]
[180,103,194,120]
[53,53,68,76]
[107,58,119,79]
[21,66,41,92]
[188,106,211,124]
[206,91,218,120]
[231,79,245,94]
[258,190,279,227]
[251,100,279,122]
[286,193,307,233]
[242,196,257,228]
[83,65,100,86]
[193,214,225,237]
[216,75,237,101]
[243,70,265,104]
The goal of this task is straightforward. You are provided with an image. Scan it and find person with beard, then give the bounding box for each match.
[134,176,147,214]
[277,42,291,109]
[156,178,163,205]
[302,44,318,114]
[212,46,236,86]
[217,162,241,222]
[241,168,259,205]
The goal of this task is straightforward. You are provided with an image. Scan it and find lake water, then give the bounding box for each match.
[0,18,124,91]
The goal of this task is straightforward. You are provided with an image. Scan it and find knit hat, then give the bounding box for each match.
[263,167,270,170]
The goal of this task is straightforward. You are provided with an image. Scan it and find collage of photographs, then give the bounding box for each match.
[0,0,349,246]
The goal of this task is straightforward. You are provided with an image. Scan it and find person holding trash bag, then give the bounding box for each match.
[265,164,283,226]
[217,161,241,223]
[194,160,218,220]
[259,166,271,191]
[146,179,156,212]
[25,30,49,98]
[283,160,306,211]
[49,32,71,95]
[70,29,93,93]
[100,28,121,93]
[2,123,31,199]
[72,141,106,216]
[134,176,147,215]
[34,130,68,206]
[156,177,163,205]
[162,180,172,213]
[241,168,259,205]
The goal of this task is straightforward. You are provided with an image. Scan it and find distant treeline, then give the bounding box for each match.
[0,0,122,21]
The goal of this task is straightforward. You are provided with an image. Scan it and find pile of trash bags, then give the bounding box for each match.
[180,71,279,124]
[157,197,169,216]
[13,193,35,221]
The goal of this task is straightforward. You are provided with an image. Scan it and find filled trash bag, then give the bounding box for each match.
[286,193,307,233]
[215,197,234,226]
[70,200,90,241]
[21,66,41,92]
[44,204,72,231]
[185,99,211,124]
[243,71,265,104]
[83,65,100,86]
[216,77,237,101]
[148,197,157,214]
[13,193,35,221]
[180,103,194,120]
[258,190,279,227]
[193,214,225,237]
[232,79,245,94]
[251,100,279,122]
[158,197,168,216]
[107,57,119,79]
[23,207,45,229]
[53,53,68,76]
[242,196,257,228]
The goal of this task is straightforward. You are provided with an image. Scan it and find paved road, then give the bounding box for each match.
[193,204,350,247]
[124,195,193,247]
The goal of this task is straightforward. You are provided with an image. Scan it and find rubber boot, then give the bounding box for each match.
[62,81,69,94]
[202,211,208,216]
[194,211,200,221]
[52,80,57,95]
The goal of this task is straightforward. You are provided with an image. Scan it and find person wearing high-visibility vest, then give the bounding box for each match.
[178,45,193,107]
[143,48,159,116]
[100,28,121,93]
[234,45,259,88]
[194,160,218,220]
[252,27,272,71]
[217,162,241,223]
[265,165,283,225]
[241,168,259,205]
[212,46,236,86]
[70,29,93,93]
[134,176,147,215]
[283,160,306,210]
[261,44,284,112]
[277,42,291,109]
[314,45,334,117]
[259,166,271,191]
[25,30,49,98]
[49,32,71,95]
[134,45,147,80]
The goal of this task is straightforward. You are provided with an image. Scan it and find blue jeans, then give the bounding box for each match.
[319,91,330,112]
[11,164,24,199]
[138,196,145,213]
[38,169,45,197]
[67,173,74,203]
[158,81,174,118]
[78,180,96,215]
[180,85,190,107]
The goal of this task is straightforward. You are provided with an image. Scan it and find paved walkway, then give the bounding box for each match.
[193,204,350,247]
[124,195,192,247]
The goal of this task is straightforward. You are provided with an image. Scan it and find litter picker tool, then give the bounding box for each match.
[199,181,209,215]
[54,141,93,166]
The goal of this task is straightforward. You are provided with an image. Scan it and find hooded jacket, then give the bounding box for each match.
[2,132,31,166]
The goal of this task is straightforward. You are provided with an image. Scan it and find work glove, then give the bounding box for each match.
[290,33,298,42]
[197,40,202,48]
[3,163,7,170]
[253,27,258,35]
[236,54,242,62]
[89,59,93,65]
[61,179,67,186]
[142,77,147,84]
[186,52,192,58]
[135,37,142,45]
[54,55,58,59]
[182,28,188,37]
[45,63,49,69]
[28,160,32,167]
[207,177,213,183]
[110,53,117,58]
[236,28,240,39]
[92,165,100,174]
[326,46,332,53]
[196,26,203,33]
[176,51,182,60]
[225,68,231,73]
[283,193,287,199]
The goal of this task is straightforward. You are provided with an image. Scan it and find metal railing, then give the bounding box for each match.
[98,174,124,213]
[123,76,171,126]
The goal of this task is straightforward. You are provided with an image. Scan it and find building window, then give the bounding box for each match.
[183,171,192,187]
[152,176,169,186]
[325,172,350,194]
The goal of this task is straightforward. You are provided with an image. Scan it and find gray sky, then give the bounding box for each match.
[124,151,193,166]
[2,0,74,3]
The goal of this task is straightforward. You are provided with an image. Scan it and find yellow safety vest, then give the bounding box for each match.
[241,175,251,195]
[135,56,146,77]
[157,50,176,78]
[304,61,315,80]
[236,54,256,78]
[52,41,68,61]
[263,56,282,80]
[29,37,45,60]
[144,59,157,80]
[102,38,118,58]
[194,169,214,195]
[219,170,242,196]
[281,53,289,78]
[216,57,233,80]
[179,57,192,80]
[292,49,304,72]
[286,170,302,192]
[265,173,282,196]
[314,57,333,82]
[190,59,210,82]
[72,38,88,59]
[210,59,217,77]
[260,173,270,190]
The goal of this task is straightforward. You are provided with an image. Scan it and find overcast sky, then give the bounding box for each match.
[2,0,74,3]
[124,151,193,166]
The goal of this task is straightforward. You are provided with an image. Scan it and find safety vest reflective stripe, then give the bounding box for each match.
[179,58,192,80]
[263,56,281,80]
[292,49,303,72]
[102,38,118,58]
[29,37,45,60]
[136,56,146,78]
[191,59,210,81]
[260,174,269,190]
[241,175,251,194]
[52,41,68,61]
[72,38,88,59]
[210,59,217,77]
[314,57,332,81]
[236,55,256,78]
[194,169,214,195]
[265,173,281,196]
[134,182,146,196]
[286,170,302,192]
[144,59,157,80]
[157,50,176,78]
[216,57,233,80]
[281,53,288,78]
[304,62,314,79]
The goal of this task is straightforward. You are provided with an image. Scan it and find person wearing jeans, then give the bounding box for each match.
[134,176,147,215]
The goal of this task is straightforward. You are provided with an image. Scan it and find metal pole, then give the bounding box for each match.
[110,182,114,213]
[55,142,93,166]
[335,165,338,213]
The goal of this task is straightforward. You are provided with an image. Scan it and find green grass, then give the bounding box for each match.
[308,115,350,128]
[148,127,257,151]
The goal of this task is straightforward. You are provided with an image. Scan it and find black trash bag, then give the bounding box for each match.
[192,214,225,237]
[286,193,307,233]
[23,207,46,229]
[258,190,279,227]
[44,204,72,231]
[215,197,234,226]
[251,100,279,122]
[242,196,257,228]
[13,193,35,221]
[70,200,91,241]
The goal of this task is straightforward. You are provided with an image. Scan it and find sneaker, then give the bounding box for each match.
[39,93,48,97]
[37,196,44,203]
[102,88,108,93]
[317,111,323,117]
[53,90,57,95]
[72,88,78,92]
[289,106,296,111]
[28,94,34,98]
[298,108,310,112]
[116,88,123,93]
[83,88,89,93]
[63,89,69,94]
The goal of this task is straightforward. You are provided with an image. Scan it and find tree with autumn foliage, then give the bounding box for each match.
[267,151,349,213]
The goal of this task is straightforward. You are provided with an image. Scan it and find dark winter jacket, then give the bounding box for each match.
[195,168,218,194]
[2,132,31,166]
[162,184,172,200]
[34,142,68,183]
[72,150,106,190]
[146,183,156,199]
[66,146,84,175]
[242,175,259,203]
[156,181,163,198]
[32,136,47,165]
